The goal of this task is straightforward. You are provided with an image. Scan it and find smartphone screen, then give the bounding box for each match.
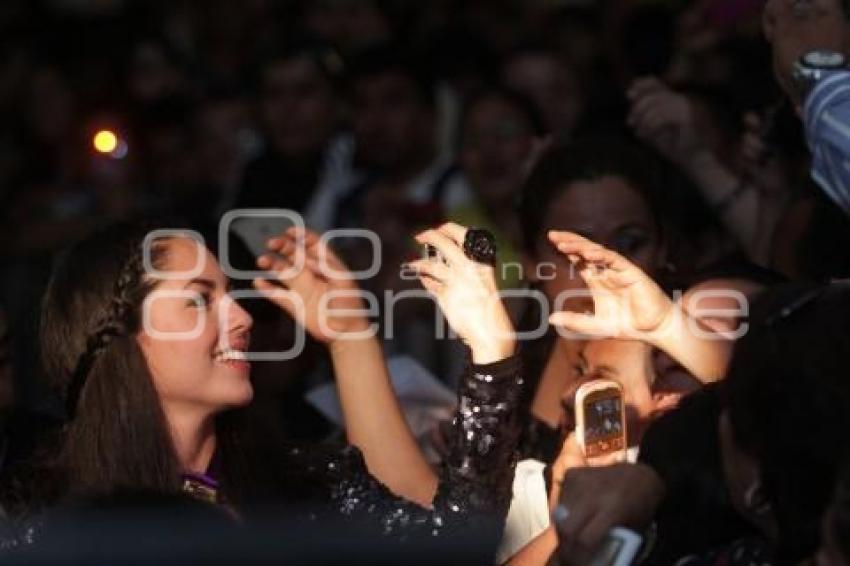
[582,389,625,458]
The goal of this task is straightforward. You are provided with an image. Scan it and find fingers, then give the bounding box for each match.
[270,227,321,262]
[414,228,467,266]
[553,491,595,551]
[256,251,296,282]
[406,258,451,284]
[626,76,664,100]
[299,228,346,270]
[434,222,467,246]
[266,234,298,258]
[548,230,595,248]
[268,227,350,277]
[252,277,311,324]
[627,91,668,127]
[549,311,614,338]
[418,273,443,296]
[286,225,318,244]
[252,276,281,294]
[548,231,629,273]
[555,432,588,475]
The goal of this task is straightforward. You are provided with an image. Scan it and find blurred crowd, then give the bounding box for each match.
[1,0,850,564]
[0,0,821,413]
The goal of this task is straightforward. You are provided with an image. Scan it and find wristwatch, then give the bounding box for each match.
[791,50,848,104]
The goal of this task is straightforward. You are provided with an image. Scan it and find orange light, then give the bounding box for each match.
[93,130,118,154]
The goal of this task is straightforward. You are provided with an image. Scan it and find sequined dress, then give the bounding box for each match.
[0,356,524,550]
[285,355,524,538]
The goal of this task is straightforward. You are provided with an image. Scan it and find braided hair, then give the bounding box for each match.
[65,234,147,418]
[38,220,183,498]
[9,220,319,515]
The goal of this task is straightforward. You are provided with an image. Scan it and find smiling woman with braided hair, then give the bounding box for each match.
[0,219,523,557]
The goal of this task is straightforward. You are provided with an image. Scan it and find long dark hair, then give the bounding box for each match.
[40,221,181,497]
[517,135,672,259]
[1,221,310,518]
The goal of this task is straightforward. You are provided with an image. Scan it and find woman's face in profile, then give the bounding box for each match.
[532,175,664,312]
[136,237,255,417]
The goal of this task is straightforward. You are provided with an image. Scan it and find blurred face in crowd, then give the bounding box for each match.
[261,55,337,158]
[460,93,537,210]
[352,71,435,174]
[762,0,850,105]
[532,175,663,312]
[503,53,583,137]
[137,238,254,421]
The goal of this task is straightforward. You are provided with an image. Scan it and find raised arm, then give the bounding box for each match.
[391,222,524,525]
[627,77,789,263]
[253,226,437,506]
[307,351,524,543]
[545,231,732,383]
[313,223,525,542]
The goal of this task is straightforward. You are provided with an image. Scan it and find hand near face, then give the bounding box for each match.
[253,227,370,344]
[407,222,515,365]
[547,231,674,344]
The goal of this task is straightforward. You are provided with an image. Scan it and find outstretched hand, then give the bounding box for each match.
[547,231,674,344]
[548,231,733,383]
[407,222,515,365]
[252,226,370,344]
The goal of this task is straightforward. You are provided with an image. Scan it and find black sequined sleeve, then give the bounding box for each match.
[315,355,524,540]
[435,355,524,520]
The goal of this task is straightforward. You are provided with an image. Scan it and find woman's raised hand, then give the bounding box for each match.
[547,231,674,344]
[252,226,369,344]
[407,223,515,365]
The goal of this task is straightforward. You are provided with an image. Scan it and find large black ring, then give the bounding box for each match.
[463,227,497,265]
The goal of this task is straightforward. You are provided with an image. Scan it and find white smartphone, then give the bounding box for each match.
[574,379,627,463]
[229,212,298,257]
[589,527,643,566]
